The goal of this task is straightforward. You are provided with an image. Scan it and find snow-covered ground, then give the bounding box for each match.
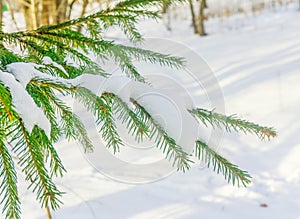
[9,5,300,219]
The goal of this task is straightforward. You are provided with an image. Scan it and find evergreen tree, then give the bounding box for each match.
[0,0,276,218]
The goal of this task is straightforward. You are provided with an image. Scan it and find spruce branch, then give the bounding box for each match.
[105,92,149,142]
[0,83,16,121]
[100,93,125,153]
[49,93,94,153]
[26,84,62,142]
[24,34,107,77]
[116,0,187,9]
[32,128,66,178]
[13,123,63,210]
[195,140,252,187]
[29,79,94,153]
[30,79,123,154]
[61,110,94,153]
[67,86,124,154]
[0,0,186,82]
[130,97,192,171]
[189,108,277,140]
[0,140,20,219]
[0,48,23,68]
[115,44,186,69]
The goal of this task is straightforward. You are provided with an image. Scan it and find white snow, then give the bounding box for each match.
[0,70,51,137]
[42,56,69,76]
[6,62,44,87]
[2,3,300,219]
[5,60,199,150]
[6,61,104,90]
[6,62,75,87]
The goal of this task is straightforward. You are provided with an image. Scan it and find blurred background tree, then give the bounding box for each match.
[1,0,299,32]
[2,0,113,30]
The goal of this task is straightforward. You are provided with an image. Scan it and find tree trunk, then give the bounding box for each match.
[17,0,39,29]
[56,0,68,24]
[18,0,34,30]
[67,0,78,20]
[197,0,207,36]
[42,0,57,25]
[31,0,39,28]
[189,0,198,34]
[42,0,51,25]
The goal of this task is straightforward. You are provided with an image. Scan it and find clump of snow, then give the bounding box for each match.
[42,56,68,76]
[4,61,199,145]
[0,70,51,137]
[6,62,75,88]
[6,62,43,87]
[77,73,200,162]
[6,61,109,91]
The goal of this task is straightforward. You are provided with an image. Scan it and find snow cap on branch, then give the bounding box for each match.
[0,70,51,137]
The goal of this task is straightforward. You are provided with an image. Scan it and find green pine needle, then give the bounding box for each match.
[131,98,193,171]
[0,139,21,219]
[189,108,277,140]
[105,92,149,142]
[195,140,252,187]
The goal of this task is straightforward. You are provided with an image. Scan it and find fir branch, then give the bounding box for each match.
[0,48,23,68]
[60,110,94,153]
[0,139,20,219]
[70,87,124,153]
[32,128,66,178]
[50,94,94,153]
[119,58,147,82]
[1,2,185,81]
[115,0,186,9]
[117,16,143,41]
[23,34,107,77]
[30,80,94,152]
[116,44,186,69]
[28,5,159,36]
[131,98,192,171]
[29,33,146,81]
[112,8,159,20]
[100,93,124,153]
[13,123,62,210]
[106,93,149,142]
[2,33,48,57]
[0,1,277,218]
[66,86,125,154]
[0,83,15,121]
[73,87,108,118]
[33,79,122,154]
[26,84,62,142]
[195,140,252,187]
[189,108,277,140]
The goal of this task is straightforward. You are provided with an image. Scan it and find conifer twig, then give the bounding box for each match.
[130,97,193,171]
[189,108,277,140]
[195,140,252,187]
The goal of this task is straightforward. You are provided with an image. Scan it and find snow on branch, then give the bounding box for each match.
[0,70,51,137]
